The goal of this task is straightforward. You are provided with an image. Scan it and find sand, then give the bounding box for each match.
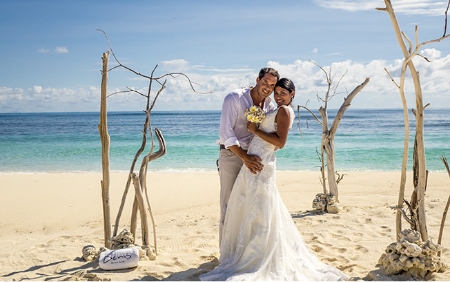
[1,170,450,281]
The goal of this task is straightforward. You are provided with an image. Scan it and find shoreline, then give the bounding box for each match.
[1,171,450,280]
[1,168,449,174]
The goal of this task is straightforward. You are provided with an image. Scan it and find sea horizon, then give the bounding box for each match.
[1,106,450,114]
[1,108,449,174]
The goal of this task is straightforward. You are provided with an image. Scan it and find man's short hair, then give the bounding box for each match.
[258,67,280,81]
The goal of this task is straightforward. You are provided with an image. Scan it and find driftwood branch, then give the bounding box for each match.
[438,156,450,256]
[378,0,450,242]
[376,1,449,275]
[403,199,419,228]
[297,105,322,124]
[390,204,414,226]
[137,127,166,254]
[95,30,205,259]
[300,62,369,207]
[444,0,450,37]
[97,29,211,95]
[113,110,150,237]
[130,172,150,245]
[324,77,369,202]
[335,171,346,185]
[308,61,348,104]
[112,66,166,240]
[107,87,147,99]
[329,78,370,136]
[385,59,410,241]
[315,147,327,194]
[401,31,413,55]
[98,51,111,248]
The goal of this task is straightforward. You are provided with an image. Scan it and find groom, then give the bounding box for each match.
[217,67,279,245]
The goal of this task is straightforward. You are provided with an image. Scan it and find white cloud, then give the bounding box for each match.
[160,59,189,73]
[420,48,441,59]
[33,85,42,93]
[37,48,50,53]
[0,86,101,112]
[326,52,342,57]
[192,65,254,73]
[312,48,319,54]
[159,60,252,75]
[55,47,69,54]
[313,0,449,16]
[313,0,381,12]
[1,49,449,112]
[38,47,69,54]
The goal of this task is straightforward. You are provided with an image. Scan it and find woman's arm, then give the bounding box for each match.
[247,106,291,149]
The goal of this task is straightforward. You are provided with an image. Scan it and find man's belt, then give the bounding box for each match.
[219,144,228,150]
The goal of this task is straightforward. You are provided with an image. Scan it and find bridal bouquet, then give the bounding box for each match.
[245,105,265,123]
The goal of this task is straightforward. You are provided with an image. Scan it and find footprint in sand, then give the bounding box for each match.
[310,245,323,252]
[355,244,369,253]
[333,233,352,242]
[322,257,337,262]
[379,225,392,235]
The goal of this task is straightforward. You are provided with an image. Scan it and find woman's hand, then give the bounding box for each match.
[247,122,258,133]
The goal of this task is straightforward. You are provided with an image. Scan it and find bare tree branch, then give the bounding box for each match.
[329,70,348,101]
[401,31,413,55]
[97,28,212,95]
[444,0,450,37]
[107,88,147,99]
[384,68,400,88]
[335,171,346,185]
[437,155,450,257]
[329,78,370,136]
[391,204,415,226]
[297,105,322,124]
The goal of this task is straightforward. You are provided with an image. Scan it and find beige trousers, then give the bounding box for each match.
[218,148,243,246]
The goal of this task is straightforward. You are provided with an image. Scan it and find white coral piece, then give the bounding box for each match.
[399,229,421,243]
[378,229,448,278]
[312,193,339,213]
[110,229,135,249]
[82,245,99,262]
[142,245,157,260]
[403,241,422,257]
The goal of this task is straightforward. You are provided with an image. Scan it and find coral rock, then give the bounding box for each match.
[82,245,99,262]
[312,193,338,213]
[110,229,135,249]
[378,229,448,278]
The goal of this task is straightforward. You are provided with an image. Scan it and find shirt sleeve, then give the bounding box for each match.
[219,93,240,148]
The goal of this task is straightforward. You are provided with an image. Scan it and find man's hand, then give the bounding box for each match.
[228,145,263,174]
[242,154,263,174]
[247,122,258,133]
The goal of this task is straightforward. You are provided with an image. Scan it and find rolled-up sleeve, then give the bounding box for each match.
[219,93,240,148]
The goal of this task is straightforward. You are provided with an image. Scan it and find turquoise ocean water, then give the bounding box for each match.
[0,109,449,173]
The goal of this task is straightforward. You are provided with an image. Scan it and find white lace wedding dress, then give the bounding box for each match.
[200,106,349,281]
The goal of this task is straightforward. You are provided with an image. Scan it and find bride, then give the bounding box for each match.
[200,78,349,281]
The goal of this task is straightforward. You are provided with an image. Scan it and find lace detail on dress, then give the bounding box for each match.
[237,194,245,208]
[200,106,348,281]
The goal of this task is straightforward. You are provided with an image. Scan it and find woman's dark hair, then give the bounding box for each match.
[258,67,280,81]
[276,78,295,93]
[276,78,295,104]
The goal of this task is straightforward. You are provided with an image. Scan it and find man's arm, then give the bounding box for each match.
[220,91,264,174]
[228,145,263,174]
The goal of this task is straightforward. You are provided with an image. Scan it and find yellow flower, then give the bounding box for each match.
[245,105,265,123]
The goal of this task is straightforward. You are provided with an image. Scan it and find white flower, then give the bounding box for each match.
[245,105,265,123]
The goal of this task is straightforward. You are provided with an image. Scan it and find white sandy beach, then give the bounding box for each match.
[1,171,450,281]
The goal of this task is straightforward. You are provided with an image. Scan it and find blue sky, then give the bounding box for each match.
[1,0,449,112]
